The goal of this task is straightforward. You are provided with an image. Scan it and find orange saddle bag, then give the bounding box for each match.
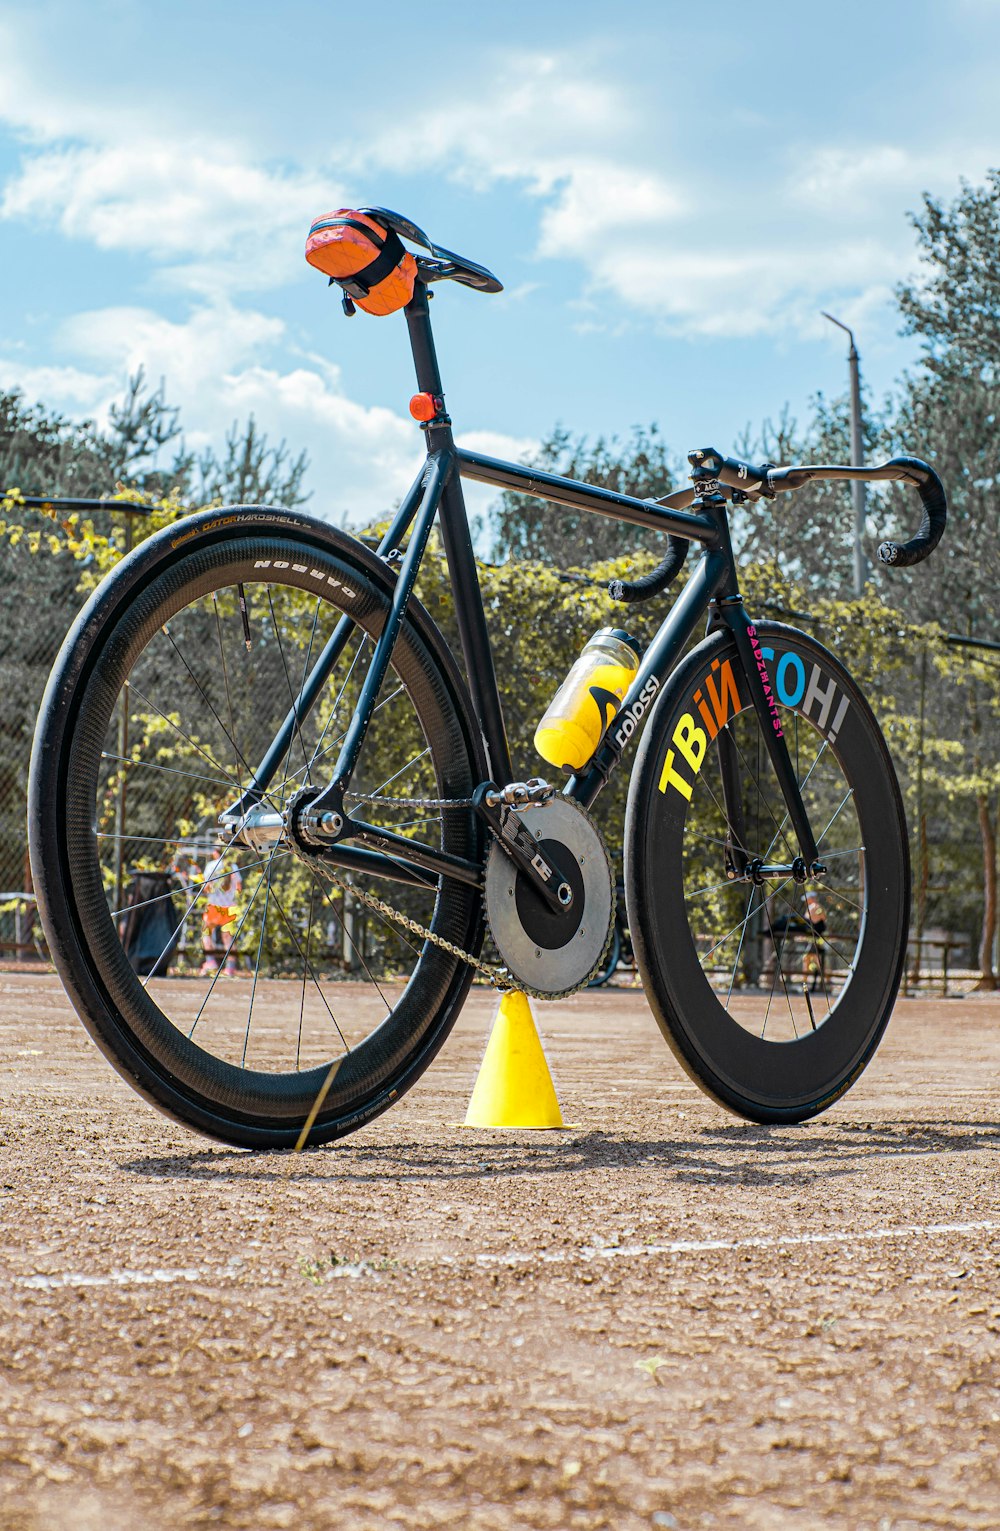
[305,209,417,315]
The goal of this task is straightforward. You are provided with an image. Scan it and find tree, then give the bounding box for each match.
[897,170,1000,375]
[1,369,312,508]
[0,389,117,498]
[732,396,887,594]
[892,171,1000,983]
[193,414,310,508]
[0,371,312,899]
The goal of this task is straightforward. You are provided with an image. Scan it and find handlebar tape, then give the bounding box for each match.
[608,534,688,604]
[875,457,948,568]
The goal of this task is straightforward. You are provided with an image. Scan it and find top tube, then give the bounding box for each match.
[456,448,719,546]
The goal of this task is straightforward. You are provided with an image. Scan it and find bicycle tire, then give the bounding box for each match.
[625,621,909,1123]
[29,507,486,1148]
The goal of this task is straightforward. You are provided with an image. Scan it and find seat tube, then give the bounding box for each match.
[403,284,513,785]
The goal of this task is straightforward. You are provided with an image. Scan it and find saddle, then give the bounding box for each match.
[306,206,502,315]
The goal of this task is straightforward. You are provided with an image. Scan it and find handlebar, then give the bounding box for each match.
[705,449,947,569]
[609,448,946,604]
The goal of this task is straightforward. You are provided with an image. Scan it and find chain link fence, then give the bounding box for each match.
[1,504,996,990]
[0,505,144,957]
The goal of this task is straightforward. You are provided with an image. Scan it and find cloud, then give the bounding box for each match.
[0,296,410,518]
[0,14,340,295]
[2,143,336,267]
[786,142,992,215]
[61,303,287,399]
[362,53,631,190]
[355,49,686,282]
[0,359,116,419]
[537,161,682,261]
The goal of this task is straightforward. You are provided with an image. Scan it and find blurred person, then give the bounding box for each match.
[761,889,827,993]
[200,859,243,977]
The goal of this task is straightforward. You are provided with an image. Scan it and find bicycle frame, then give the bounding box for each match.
[231,281,823,887]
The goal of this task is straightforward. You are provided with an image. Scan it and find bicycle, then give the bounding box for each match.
[28,207,947,1148]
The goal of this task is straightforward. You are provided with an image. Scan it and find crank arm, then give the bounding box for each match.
[472,782,575,915]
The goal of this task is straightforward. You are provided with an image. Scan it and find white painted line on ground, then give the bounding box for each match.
[18,1267,212,1290]
[476,1220,1000,1268]
[12,1222,997,1291]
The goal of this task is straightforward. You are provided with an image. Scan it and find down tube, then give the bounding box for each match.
[567,551,730,810]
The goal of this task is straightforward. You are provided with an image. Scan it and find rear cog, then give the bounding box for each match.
[484,797,614,997]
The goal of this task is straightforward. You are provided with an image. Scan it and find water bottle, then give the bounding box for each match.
[534,628,642,772]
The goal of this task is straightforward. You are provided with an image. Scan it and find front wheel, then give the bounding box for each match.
[625,621,909,1123]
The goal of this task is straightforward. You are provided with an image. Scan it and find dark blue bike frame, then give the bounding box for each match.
[235,281,827,889]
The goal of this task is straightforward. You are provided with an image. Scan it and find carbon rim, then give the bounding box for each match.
[57,536,481,1129]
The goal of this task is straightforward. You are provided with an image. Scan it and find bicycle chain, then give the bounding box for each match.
[343,792,476,810]
[304,790,509,987]
[340,789,501,977]
[319,789,615,998]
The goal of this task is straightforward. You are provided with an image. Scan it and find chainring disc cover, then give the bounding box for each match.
[484,797,614,997]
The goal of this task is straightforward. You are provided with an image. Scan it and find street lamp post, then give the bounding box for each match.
[822,312,868,598]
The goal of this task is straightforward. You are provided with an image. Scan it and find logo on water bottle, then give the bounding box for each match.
[589,685,623,734]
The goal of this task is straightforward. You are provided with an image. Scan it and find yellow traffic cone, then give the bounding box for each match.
[463,990,568,1129]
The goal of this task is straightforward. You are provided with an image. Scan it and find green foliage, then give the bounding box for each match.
[4,170,999,978]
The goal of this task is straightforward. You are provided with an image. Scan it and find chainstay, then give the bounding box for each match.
[305,853,511,989]
[315,792,617,999]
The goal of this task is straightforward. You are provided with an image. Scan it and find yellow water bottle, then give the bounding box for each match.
[534,627,642,772]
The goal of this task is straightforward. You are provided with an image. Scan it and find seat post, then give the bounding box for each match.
[404,281,445,399]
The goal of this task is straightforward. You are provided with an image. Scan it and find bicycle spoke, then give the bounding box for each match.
[187,858,282,1038]
[302,633,372,777]
[242,859,276,1068]
[701,876,793,962]
[817,788,857,847]
[770,883,857,972]
[126,681,278,811]
[303,860,422,973]
[725,883,758,1009]
[100,752,234,789]
[360,746,433,804]
[760,892,799,1039]
[159,624,265,797]
[139,829,245,987]
[214,590,245,800]
[296,881,319,1070]
[266,881,351,1056]
[266,586,314,786]
[761,738,831,864]
[111,838,264,920]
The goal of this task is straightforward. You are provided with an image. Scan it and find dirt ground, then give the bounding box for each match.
[1,974,998,1531]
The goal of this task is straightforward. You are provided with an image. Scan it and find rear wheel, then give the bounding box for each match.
[30,512,484,1147]
[625,622,909,1122]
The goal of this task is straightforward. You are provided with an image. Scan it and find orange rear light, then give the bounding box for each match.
[409,392,441,422]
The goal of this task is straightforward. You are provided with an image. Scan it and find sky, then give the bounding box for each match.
[1,0,999,526]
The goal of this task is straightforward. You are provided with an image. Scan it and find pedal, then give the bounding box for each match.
[483,777,555,809]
